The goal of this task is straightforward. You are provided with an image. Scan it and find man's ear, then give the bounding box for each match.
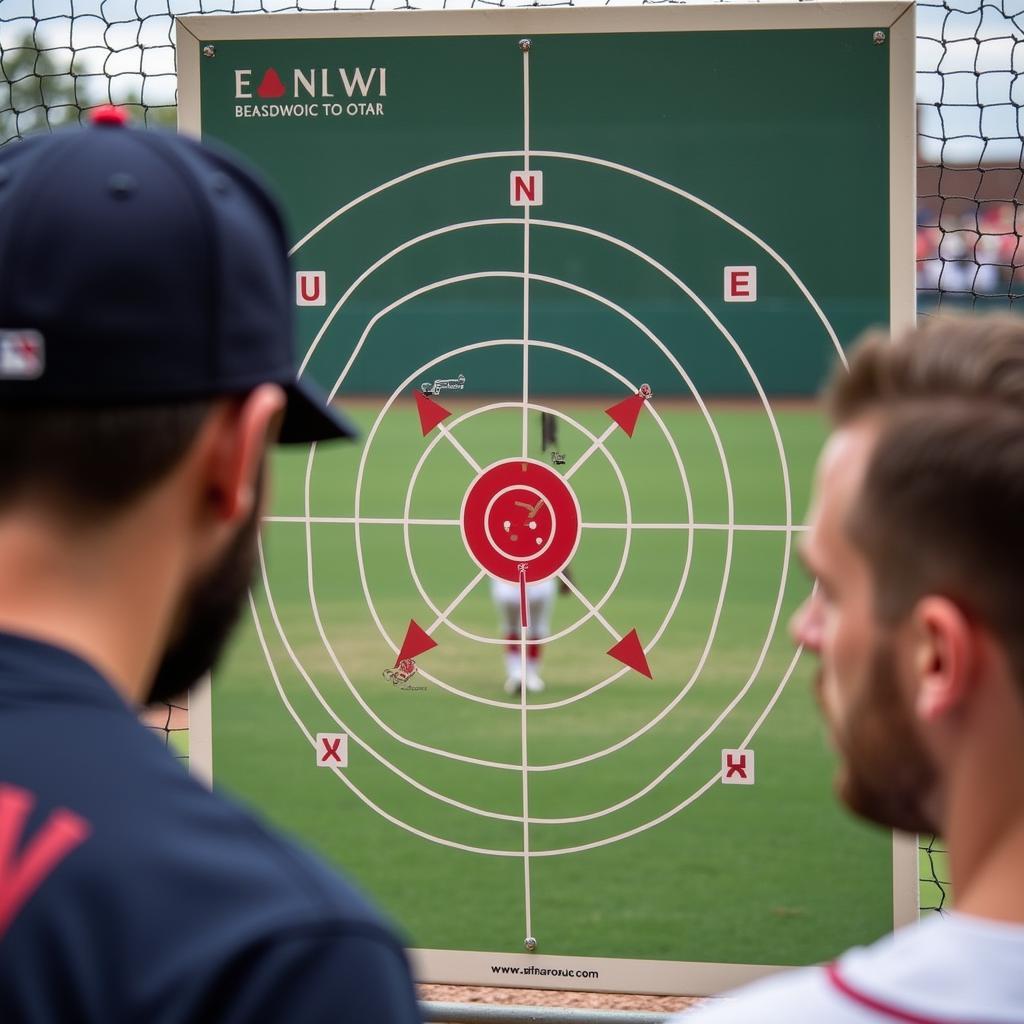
[911,596,976,722]
[201,384,286,523]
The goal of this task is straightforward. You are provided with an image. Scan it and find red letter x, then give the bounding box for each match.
[320,738,343,763]
[0,784,91,938]
[725,753,748,780]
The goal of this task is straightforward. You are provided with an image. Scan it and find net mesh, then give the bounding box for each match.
[919,834,951,913]
[141,697,189,766]
[917,0,1024,310]
[1,0,971,915]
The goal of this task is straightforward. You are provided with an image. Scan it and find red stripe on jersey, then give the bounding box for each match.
[826,962,1008,1024]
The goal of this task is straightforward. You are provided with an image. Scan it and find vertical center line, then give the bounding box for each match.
[519,40,534,948]
[521,44,531,463]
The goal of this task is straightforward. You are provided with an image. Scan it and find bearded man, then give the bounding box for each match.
[0,111,421,1022]
[676,315,1024,1021]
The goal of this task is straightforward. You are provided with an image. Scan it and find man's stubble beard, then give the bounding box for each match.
[821,640,941,836]
[145,484,263,707]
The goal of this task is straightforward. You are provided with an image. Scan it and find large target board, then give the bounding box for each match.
[178,3,916,996]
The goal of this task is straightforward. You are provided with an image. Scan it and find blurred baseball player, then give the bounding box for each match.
[491,576,556,694]
[674,316,1024,1022]
[0,111,420,1022]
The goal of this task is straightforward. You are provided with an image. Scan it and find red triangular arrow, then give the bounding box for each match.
[607,628,652,678]
[395,619,438,666]
[414,391,452,435]
[604,392,647,438]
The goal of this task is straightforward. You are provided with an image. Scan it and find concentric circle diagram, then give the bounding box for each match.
[252,43,842,941]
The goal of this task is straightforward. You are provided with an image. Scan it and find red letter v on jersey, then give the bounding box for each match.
[0,784,91,938]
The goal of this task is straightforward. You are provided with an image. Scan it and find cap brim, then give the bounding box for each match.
[279,377,358,444]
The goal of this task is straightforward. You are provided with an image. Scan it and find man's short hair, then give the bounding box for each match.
[0,402,212,521]
[827,315,1024,682]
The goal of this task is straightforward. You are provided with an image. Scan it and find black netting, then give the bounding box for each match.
[141,697,189,766]
[920,833,951,913]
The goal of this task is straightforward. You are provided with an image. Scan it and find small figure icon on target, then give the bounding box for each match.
[382,659,418,686]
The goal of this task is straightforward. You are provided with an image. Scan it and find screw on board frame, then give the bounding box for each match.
[202,44,216,58]
[872,30,886,44]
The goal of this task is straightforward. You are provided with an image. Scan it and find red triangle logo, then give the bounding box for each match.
[414,391,452,435]
[395,620,437,666]
[605,392,647,438]
[257,68,286,99]
[607,628,652,678]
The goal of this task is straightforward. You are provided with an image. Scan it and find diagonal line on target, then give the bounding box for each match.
[404,396,634,652]
[556,571,621,644]
[563,422,617,481]
[436,422,482,473]
[427,569,486,635]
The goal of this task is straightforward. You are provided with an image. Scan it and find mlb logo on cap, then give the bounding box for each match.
[0,331,45,381]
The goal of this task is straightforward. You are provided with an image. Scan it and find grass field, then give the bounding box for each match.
[210,397,897,969]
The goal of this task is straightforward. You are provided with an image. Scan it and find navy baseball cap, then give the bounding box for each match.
[0,108,355,444]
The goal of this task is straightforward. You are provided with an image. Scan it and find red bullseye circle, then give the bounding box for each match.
[461,459,581,583]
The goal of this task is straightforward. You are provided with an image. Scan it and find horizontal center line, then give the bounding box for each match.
[263,516,805,531]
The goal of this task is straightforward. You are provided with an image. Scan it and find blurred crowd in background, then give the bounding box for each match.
[917,199,1024,302]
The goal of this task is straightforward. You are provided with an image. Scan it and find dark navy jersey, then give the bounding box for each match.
[0,632,422,1024]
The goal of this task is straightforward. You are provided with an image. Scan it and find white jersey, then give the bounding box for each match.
[673,912,1024,1024]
